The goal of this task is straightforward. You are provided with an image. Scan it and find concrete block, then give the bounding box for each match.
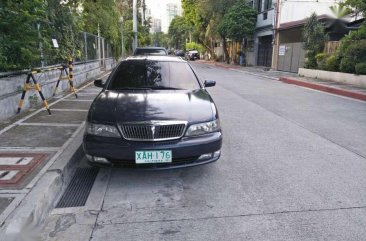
[298,68,366,88]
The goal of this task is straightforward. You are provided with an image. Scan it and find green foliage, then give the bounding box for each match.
[185,42,205,53]
[302,13,328,69]
[339,40,366,73]
[0,0,84,71]
[355,62,366,75]
[151,32,170,48]
[343,0,366,15]
[0,0,46,70]
[324,55,339,71]
[82,0,122,58]
[217,1,257,42]
[168,16,191,49]
[315,53,327,69]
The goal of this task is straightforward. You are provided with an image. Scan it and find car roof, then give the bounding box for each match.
[125,55,186,62]
[135,47,166,50]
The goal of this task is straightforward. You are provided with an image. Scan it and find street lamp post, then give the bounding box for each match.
[133,0,138,51]
[36,22,44,68]
[119,17,124,59]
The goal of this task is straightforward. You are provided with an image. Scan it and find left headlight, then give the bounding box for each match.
[185,119,220,137]
[86,123,121,138]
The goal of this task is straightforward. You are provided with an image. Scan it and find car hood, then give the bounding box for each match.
[89,89,216,124]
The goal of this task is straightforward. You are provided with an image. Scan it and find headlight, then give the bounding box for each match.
[86,123,120,138]
[185,119,220,136]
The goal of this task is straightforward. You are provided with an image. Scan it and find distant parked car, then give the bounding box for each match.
[83,55,222,169]
[133,47,167,56]
[186,50,200,61]
[174,49,185,57]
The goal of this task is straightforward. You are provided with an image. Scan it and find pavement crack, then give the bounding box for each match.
[99,205,366,226]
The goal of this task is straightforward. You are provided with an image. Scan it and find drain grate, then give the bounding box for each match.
[56,167,99,208]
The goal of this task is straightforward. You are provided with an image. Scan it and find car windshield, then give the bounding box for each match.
[108,60,200,90]
[134,49,167,55]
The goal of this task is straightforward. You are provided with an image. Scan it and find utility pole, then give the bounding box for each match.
[133,0,138,51]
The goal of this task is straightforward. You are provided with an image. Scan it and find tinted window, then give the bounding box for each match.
[134,49,167,55]
[109,61,200,90]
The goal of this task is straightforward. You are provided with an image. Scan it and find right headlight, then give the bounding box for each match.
[185,119,220,137]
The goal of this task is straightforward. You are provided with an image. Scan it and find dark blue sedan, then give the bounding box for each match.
[83,56,222,169]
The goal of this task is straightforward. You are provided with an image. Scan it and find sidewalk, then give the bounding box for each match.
[0,71,109,238]
[197,60,366,102]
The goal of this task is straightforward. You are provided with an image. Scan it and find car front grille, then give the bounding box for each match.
[119,121,187,141]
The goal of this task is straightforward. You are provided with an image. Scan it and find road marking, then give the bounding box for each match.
[0,157,33,165]
[0,71,109,136]
[25,123,85,189]
[0,171,19,181]
[50,109,89,112]
[0,147,59,152]
[56,99,93,102]
[0,82,92,136]
[18,123,81,127]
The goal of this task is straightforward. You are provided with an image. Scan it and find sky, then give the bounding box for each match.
[145,0,182,33]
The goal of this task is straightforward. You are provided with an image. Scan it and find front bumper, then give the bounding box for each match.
[83,131,222,169]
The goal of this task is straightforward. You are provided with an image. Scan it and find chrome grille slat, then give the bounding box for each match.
[119,121,187,141]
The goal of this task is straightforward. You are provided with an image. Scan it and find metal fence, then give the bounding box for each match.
[76,32,113,64]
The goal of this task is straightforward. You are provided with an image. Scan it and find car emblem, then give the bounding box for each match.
[151,125,156,138]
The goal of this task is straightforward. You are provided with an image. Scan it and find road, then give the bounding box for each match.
[41,63,366,241]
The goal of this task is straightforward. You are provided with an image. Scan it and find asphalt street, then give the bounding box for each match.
[41,63,366,241]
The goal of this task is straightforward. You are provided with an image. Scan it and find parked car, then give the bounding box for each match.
[186,50,200,61]
[174,49,185,57]
[83,56,222,169]
[133,47,167,56]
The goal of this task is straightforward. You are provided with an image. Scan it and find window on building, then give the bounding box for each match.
[264,0,272,10]
[257,0,262,12]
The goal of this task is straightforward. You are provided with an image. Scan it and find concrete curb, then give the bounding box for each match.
[279,77,366,102]
[1,125,85,240]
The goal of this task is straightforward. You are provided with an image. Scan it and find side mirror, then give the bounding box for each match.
[94,79,105,88]
[204,80,216,88]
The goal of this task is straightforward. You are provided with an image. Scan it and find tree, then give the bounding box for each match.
[343,0,366,16]
[168,16,190,49]
[217,1,257,63]
[82,0,121,58]
[302,13,327,69]
[0,0,47,70]
[181,0,237,60]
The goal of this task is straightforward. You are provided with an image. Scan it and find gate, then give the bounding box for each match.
[277,42,305,73]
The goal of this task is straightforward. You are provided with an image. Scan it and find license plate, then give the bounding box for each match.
[135,150,172,164]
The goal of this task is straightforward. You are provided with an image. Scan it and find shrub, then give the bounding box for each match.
[355,62,366,75]
[316,53,327,69]
[339,40,366,73]
[324,55,339,71]
[305,51,318,69]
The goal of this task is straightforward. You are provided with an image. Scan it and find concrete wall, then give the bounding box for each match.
[279,0,334,24]
[0,59,117,121]
[256,9,274,29]
[298,68,366,88]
